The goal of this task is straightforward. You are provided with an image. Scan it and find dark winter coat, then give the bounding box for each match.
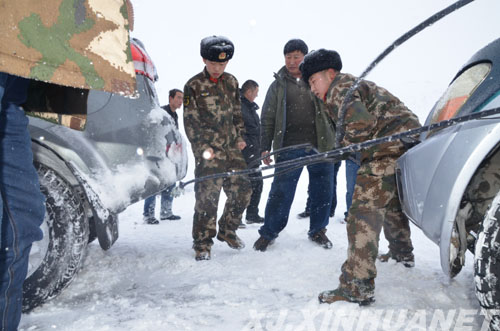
[241,96,261,165]
[162,104,179,128]
[260,66,335,153]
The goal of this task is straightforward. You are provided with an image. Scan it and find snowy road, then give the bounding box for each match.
[11,0,500,329]
[19,172,486,331]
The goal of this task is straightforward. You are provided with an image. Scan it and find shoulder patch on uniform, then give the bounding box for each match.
[184,95,190,106]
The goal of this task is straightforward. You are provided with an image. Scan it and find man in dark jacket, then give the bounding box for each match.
[253,39,336,252]
[162,88,183,127]
[240,80,264,226]
[143,88,183,223]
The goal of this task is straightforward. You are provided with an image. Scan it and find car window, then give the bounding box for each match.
[429,63,491,124]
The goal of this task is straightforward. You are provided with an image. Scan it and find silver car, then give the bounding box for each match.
[396,38,500,326]
[23,38,188,311]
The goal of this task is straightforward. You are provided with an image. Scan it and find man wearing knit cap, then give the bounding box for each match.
[253,39,337,252]
[300,48,421,305]
[183,36,251,261]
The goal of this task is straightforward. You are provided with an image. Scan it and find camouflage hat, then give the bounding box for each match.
[300,49,342,83]
[200,36,234,62]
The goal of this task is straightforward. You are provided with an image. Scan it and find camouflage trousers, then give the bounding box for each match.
[338,157,413,297]
[192,155,251,252]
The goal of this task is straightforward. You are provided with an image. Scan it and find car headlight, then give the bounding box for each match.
[429,62,491,124]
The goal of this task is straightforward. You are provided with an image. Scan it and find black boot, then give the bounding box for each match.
[143,216,159,224]
[246,213,264,224]
[297,210,310,219]
[308,228,333,249]
[378,251,415,268]
[253,236,274,252]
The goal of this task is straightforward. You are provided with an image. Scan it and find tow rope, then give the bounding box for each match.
[335,0,476,147]
[179,107,500,188]
[179,0,481,189]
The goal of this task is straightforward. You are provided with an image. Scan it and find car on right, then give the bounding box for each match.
[396,37,500,328]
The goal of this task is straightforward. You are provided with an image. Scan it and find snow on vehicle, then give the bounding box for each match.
[23,38,188,311]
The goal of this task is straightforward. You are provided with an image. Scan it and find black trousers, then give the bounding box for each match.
[246,170,263,216]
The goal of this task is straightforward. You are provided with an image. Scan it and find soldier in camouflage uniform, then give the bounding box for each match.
[183,36,252,261]
[0,0,137,130]
[0,0,136,96]
[300,49,421,305]
[0,1,135,329]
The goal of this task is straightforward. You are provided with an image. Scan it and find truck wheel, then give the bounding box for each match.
[22,164,89,312]
[474,190,500,329]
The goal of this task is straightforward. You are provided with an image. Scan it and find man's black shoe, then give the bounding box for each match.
[246,214,264,224]
[309,228,333,249]
[297,210,310,219]
[217,231,245,249]
[378,251,415,268]
[195,250,211,261]
[253,236,274,252]
[319,288,375,306]
[161,214,181,221]
[144,217,159,225]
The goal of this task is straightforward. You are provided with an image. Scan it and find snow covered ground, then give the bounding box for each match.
[19,171,487,330]
[17,0,500,329]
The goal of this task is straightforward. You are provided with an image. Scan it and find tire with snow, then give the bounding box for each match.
[22,164,89,312]
[474,190,500,329]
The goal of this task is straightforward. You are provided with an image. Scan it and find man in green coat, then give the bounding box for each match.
[253,39,337,252]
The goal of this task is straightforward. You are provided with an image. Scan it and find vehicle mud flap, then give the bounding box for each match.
[66,162,119,250]
[93,212,119,250]
[450,220,468,277]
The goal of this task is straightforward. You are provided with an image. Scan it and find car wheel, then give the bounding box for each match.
[474,190,500,329]
[22,164,90,312]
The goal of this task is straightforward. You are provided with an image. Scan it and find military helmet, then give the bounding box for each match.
[200,36,234,62]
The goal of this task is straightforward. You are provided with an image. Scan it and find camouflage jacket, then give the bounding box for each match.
[183,68,245,161]
[0,0,135,96]
[325,73,421,163]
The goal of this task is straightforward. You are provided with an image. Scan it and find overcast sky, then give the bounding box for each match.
[132,0,500,121]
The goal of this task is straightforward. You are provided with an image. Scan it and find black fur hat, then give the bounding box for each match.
[283,39,308,55]
[200,36,234,62]
[300,49,342,83]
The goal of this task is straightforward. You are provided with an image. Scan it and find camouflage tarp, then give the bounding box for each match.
[0,0,136,96]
